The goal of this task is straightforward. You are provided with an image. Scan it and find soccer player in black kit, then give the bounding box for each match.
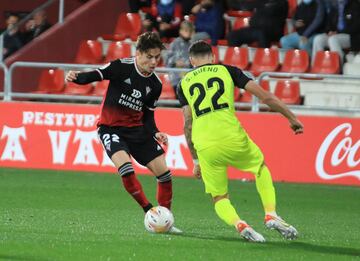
[66,32,181,233]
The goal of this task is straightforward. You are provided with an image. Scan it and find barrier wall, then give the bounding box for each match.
[0,101,359,186]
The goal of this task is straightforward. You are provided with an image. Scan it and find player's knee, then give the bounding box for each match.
[118,162,135,177]
[213,194,229,203]
[156,170,172,183]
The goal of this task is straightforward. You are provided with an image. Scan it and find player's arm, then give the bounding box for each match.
[143,107,168,145]
[144,88,168,146]
[182,105,201,179]
[177,82,201,178]
[65,60,120,84]
[225,64,303,134]
[65,70,102,84]
[245,80,304,134]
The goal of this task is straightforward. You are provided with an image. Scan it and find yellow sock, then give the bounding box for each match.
[255,165,276,213]
[214,198,240,226]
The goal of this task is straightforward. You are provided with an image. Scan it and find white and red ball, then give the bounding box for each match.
[144,206,174,233]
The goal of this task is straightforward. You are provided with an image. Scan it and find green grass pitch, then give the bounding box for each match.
[0,168,359,261]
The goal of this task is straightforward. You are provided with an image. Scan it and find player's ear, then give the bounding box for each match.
[189,56,196,68]
[135,50,142,58]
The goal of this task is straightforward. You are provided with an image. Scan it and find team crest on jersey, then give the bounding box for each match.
[146,86,151,95]
[131,89,142,98]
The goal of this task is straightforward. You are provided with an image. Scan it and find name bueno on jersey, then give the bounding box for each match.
[97,58,162,127]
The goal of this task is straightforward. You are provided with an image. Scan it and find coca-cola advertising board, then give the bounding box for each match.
[0,102,359,186]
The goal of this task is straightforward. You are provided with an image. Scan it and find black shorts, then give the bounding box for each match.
[97,125,165,166]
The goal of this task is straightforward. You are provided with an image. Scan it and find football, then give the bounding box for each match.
[144,206,174,233]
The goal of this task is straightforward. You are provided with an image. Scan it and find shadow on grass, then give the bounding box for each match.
[173,233,360,257]
[267,241,360,257]
[0,255,47,261]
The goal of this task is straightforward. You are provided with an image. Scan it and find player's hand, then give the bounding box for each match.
[65,71,80,82]
[155,132,168,146]
[289,118,304,135]
[193,163,201,179]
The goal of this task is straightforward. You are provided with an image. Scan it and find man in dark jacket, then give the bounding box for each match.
[227,0,288,47]
[3,14,23,59]
[312,0,360,63]
[23,10,51,44]
[280,0,325,55]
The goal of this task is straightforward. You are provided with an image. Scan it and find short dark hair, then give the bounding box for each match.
[189,40,213,57]
[136,32,165,52]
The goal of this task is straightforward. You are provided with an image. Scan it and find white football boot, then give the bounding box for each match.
[265,215,298,240]
[168,226,183,234]
[236,221,266,243]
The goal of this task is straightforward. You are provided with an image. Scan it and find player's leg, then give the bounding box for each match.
[256,164,298,240]
[199,147,265,242]
[111,151,153,212]
[231,135,297,239]
[146,154,172,210]
[128,137,173,210]
[98,126,152,212]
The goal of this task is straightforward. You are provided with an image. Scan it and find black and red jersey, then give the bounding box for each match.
[95,58,162,127]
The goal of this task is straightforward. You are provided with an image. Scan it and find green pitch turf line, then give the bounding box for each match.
[0,168,359,261]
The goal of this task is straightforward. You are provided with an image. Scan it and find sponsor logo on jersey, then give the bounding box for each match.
[146,86,151,95]
[131,89,142,98]
[118,93,143,111]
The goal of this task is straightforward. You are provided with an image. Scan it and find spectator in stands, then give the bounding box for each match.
[23,10,51,44]
[181,0,197,15]
[227,0,288,48]
[141,0,181,39]
[226,0,259,11]
[191,0,225,45]
[128,0,152,13]
[3,14,23,59]
[156,0,181,38]
[165,20,194,95]
[312,0,360,63]
[280,0,325,55]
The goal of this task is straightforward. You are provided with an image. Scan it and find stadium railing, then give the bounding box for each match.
[4,61,360,116]
[0,62,8,99]
[256,72,360,116]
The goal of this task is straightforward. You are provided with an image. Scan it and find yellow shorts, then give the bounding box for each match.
[197,131,264,197]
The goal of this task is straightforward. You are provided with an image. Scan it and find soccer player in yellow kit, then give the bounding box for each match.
[177,41,304,242]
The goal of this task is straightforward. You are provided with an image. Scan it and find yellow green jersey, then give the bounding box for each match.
[177,64,251,151]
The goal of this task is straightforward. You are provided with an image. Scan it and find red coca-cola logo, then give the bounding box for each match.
[316,123,360,180]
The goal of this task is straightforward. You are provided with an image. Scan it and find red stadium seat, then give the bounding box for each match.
[103,13,142,41]
[93,80,109,96]
[250,48,279,76]
[281,49,309,73]
[105,41,132,62]
[311,51,340,74]
[63,82,93,95]
[227,10,252,18]
[75,40,103,64]
[223,47,249,70]
[212,46,220,64]
[274,80,301,104]
[36,69,64,93]
[288,0,297,18]
[237,80,270,103]
[159,74,176,99]
[233,17,250,30]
